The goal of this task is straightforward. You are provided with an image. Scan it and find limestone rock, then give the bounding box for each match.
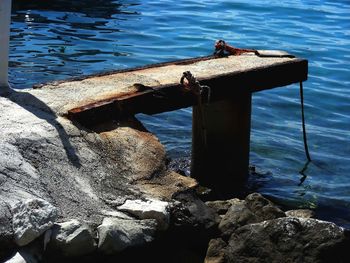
[205,198,243,216]
[4,251,37,263]
[218,199,256,237]
[4,252,26,263]
[204,238,227,263]
[12,199,58,246]
[219,193,285,237]
[137,171,198,200]
[118,198,170,230]
[49,219,96,257]
[99,209,133,219]
[222,217,350,263]
[285,209,315,218]
[171,192,221,236]
[244,192,286,220]
[0,91,171,230]
[0,201,15,260]
[97,217,157,254]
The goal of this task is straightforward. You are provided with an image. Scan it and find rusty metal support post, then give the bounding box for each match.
[191,92,252,197]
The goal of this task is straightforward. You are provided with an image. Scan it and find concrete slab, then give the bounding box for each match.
[29,54,307,118]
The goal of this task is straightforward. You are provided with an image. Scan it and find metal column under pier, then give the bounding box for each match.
[191,92,252,196]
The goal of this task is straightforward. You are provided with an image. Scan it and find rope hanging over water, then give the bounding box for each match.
[300,81,312,162]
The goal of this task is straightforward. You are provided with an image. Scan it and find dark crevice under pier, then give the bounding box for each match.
[64,53,308,196]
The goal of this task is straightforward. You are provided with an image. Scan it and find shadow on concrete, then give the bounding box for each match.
[0,86,81,168]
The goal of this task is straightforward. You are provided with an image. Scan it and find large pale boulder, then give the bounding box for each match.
[0,91,173,230]
[97,217,157,254]
[11,199,58,246]
[49,219,96,257]
[118,198,170,230]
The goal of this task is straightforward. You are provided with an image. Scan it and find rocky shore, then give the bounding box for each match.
[1,83,349,263]
[1,192,349,263]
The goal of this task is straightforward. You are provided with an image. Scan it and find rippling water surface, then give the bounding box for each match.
[9,0,350,227]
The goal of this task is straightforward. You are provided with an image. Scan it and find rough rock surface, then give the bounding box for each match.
[49,219,96,257]
[3,252,34,263]
[224,217,349,263]
[137,171,198,200]
[0,94,129,224]
[285,209,315,218]
[204,238,227,263]
[117,198,170,230]
[218,193,285,237]
[205,198,243,216]
[5,233,47,263]
[205,193,350,263]
[0,84,197,257]
[0,201,14,260]
[172,192,221,231]
[97,217,157,254]
[170,191,221,251]
[11,199,58,247]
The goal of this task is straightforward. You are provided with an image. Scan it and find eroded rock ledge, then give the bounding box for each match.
[0,84,197,261]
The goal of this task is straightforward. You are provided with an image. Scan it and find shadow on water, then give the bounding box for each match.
[12,0,126,19]
[0,86,81,168]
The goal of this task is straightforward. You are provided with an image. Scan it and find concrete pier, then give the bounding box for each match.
[35,53,307,195]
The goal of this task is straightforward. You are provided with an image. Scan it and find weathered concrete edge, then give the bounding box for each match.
[65,58,308,126]
[32,55,215,89]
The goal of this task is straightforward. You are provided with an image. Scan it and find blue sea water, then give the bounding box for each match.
[9,0,350,228]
